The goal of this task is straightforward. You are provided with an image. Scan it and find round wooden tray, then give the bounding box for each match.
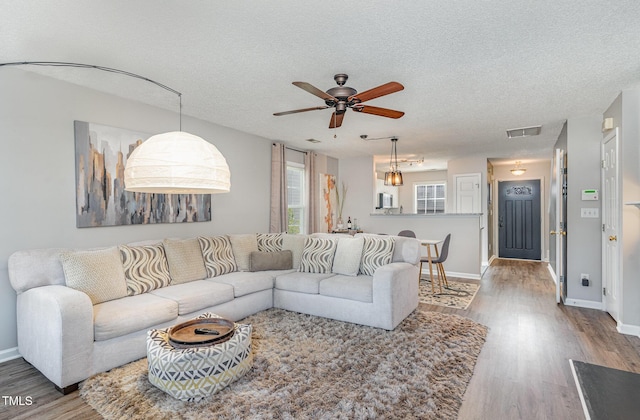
[168,317,235,349]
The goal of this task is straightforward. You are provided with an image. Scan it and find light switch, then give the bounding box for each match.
[581,208,599,218]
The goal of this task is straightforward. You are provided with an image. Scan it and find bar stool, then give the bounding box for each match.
[418,234,451,293]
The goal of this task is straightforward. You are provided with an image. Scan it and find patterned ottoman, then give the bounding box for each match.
[146,312,253,401]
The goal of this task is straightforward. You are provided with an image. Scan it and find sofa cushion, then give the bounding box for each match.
[163,238,207,284]
[332,237,364,276]
[249,250,293,272]
[208,271,275,297]
[198,236,237,277]
[257,233,283,252]
[299,237,338,274]
[60,247,128,305]
[319,275,373,303]
[119,244,172,295]
[274,272,336,294]
[93,293,178,341]
[150,280,235,315]
[229,234,259,271]
[281,234,307,270]
[359,236,396,276]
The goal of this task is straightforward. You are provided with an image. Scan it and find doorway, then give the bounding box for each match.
[498,179,542,260]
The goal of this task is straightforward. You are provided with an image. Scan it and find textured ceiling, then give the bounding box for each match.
[2,1,640,171]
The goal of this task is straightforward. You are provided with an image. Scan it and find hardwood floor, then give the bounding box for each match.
[1,258,639,419]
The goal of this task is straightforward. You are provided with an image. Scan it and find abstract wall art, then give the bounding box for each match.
[74,121,211,228]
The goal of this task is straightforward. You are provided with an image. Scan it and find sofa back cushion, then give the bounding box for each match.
[332,237,365,276]
[359,236,396,276]
[299,237,338,274]
[256,233,283,252]
[228,234,259,271]
[119,244,172,295]
[163,238,207,284]
[249,250,293,272]
[198,236,237,277]
[60,247,128,304]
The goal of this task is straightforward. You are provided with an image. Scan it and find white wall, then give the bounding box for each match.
[0,69,273,355]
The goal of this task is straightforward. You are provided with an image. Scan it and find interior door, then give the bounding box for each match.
[455,173,481,213]
[554,149,568,302]
[498,179,542,260]
[602,128,620,321]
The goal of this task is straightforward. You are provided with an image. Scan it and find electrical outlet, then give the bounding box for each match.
[581,273,590,286]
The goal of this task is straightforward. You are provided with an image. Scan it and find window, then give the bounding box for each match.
[287,163,306,234]
[415,183,446,214]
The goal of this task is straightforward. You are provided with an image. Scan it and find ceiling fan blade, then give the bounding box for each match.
[292,82,336,101]
[329,112,345,128]
[349,81,404,103]
[273,106,329,116]
[353,105,404,119]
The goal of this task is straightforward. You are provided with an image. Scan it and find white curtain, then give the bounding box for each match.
[270,142,287,233]
[305,151,318,234]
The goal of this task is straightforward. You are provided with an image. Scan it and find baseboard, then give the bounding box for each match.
[564,298,603,310]
[446,271,481,281]
[0,347,20,364]
[616,322,640,337]
[547,264,558,285]
[488,255,497,266]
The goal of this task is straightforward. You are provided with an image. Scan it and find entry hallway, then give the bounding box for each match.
[2,259,640,419]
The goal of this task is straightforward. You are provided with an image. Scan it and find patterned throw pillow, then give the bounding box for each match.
[119,244,172,295]
[228,234,259,271]
[257,233,283,252]
[359,236,396,276]
[60,247,128,304]
[198,236,237,277]
[163,238,207,284]
[299,237,338,273]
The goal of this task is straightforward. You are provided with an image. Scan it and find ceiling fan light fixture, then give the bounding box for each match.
[510,161,527,176]
[384,137,404,186]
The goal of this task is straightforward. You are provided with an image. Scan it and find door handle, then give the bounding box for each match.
[609,235,617,242]
[550,230,556,235]
[560,230,566,236]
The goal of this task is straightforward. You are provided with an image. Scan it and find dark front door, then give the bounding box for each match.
[498,180,541,260]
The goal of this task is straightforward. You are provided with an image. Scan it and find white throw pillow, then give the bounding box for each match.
[332,237,365,276]
[163,238,207,284]
[359,236,396,276]
[60,247,128,304]
[299,237,338,273]
[228,234,259,271]
[198,236,237,277]
[281,234,307,270]
[119,244,171,295]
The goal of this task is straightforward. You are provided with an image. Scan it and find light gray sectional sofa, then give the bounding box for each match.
[8,232,420,392]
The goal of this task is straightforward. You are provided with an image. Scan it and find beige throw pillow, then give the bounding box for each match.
[249,250,293,272]
[282,234,307,270]
[60,247,128,305]
[228,234,259,271]
[332,237,365,276]
[163,238,207,284]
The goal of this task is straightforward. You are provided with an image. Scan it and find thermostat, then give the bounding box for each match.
[582,189,599,201]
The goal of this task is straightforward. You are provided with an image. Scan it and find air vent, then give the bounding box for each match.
[506,125,541,139]
[306,138,321,143]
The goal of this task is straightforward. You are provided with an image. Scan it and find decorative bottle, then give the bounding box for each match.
[347,216,352,230]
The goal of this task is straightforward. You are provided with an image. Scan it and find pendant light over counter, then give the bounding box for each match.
[0,61,231,194]
[384,137,403,186]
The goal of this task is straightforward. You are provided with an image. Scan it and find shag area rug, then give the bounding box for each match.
[419,279,480,310]
[80,308,487,419]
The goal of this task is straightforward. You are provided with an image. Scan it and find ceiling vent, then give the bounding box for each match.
[506,125,541,139]
[306,138,321,143]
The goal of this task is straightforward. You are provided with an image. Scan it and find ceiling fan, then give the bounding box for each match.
[273,74,405,128]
